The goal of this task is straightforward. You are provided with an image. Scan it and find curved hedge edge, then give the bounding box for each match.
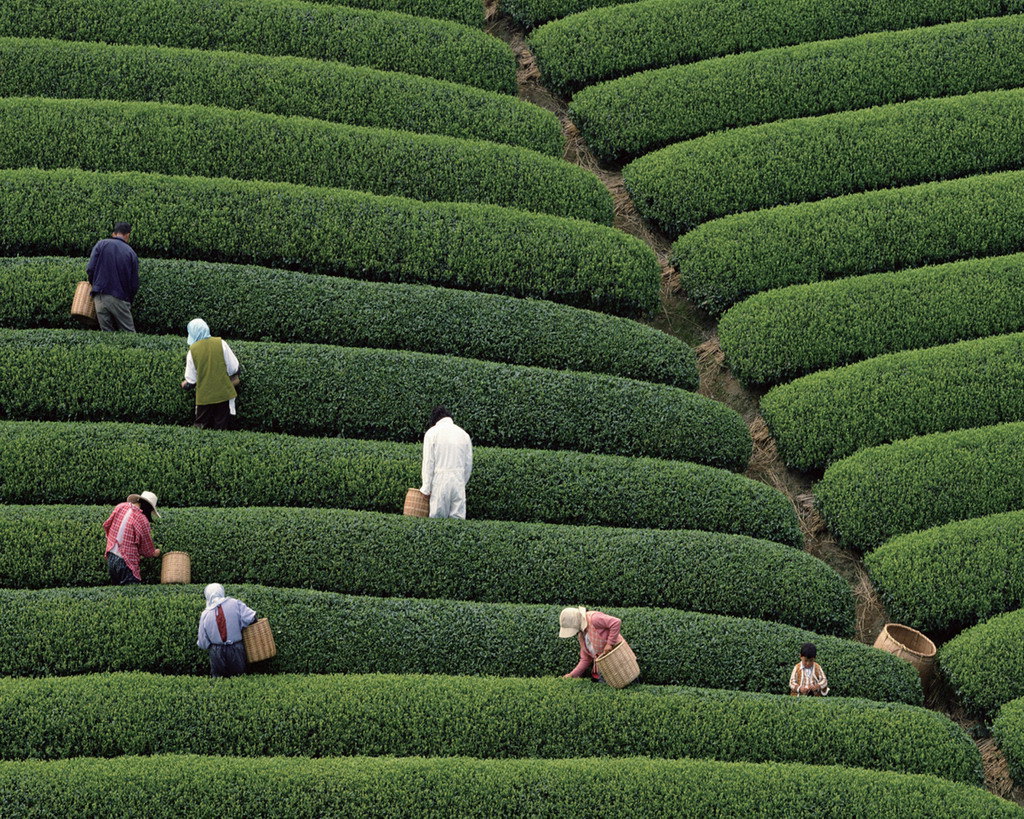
[941,607,1024,716]
[994,697,1024,788]
[0,585,917,702]
[0,504,852,634]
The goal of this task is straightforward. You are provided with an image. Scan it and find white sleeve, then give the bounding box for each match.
[184,351,197,385]
[464,435,473,482]
[419,429,435,495]
[222,341,239,376]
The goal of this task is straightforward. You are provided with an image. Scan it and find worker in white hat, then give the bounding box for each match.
[558,606,623,682]
[102,491,162,584]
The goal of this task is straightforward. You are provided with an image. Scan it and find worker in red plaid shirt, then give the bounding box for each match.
[103,491,162,584]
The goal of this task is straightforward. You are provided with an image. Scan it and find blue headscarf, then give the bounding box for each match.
[186,318,211,347]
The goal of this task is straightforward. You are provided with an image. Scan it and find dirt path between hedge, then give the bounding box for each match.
[485,3,1019,800]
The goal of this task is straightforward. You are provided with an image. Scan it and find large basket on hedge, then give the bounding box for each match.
[873,623,936,684]
[403,488,429,518]
[242,617,277,663]
[595,638,640,689]
[159,551,191,584]
[71,281,98,328]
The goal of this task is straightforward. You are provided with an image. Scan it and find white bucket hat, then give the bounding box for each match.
[558,606,587,638]
[127,491,162,518]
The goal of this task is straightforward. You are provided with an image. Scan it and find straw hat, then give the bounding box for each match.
[558,606,587,638]
[127,491,162,518]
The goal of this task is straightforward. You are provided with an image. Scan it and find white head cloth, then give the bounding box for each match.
[204,583,228,611]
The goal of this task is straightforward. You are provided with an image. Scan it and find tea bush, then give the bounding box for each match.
[0,258,694,387]
[0,590,918,699]
[0,37,559,153]
[570,16,1024,161]
[674,169,1024,314]
[0,97,609,222]
[0,329,746,465]
[0,421,801,543]
[718,254,1024,385]
[0,505,850,633]
[0,168,661,315]
[993,698,1024,785]
[0,0,514,92]
[0,754,1011,817]
[940,608,1024,715]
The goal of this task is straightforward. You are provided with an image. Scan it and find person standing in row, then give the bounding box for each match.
[87,222,139,332]
[103,491,161,585]
[181,318,240,430]
[558,606,623,683]
[197,583,258,678]
[419,406,472,519]
[790,642,829,697]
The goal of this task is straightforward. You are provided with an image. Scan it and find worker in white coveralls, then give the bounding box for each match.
[419,406,473,519]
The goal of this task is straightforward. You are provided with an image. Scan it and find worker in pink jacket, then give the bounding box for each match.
[558,606,622,682]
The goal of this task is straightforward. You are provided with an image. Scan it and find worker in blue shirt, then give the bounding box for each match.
[87,221,140,332]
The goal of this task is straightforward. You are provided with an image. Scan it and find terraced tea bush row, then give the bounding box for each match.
[994,698,1024,785]
[0,168,660,315]
[719,254,1024,386]
[571,16,1024,162]
[1,258,694,387]
[674,169,1024,314]
[0,0,514,93]
[0,329,744,465]
[865,511,1024,634]
[529,0,1010,96]
[816,423,1024,552]
[941,609,1024,715]
[0,587,918,700]
[0,38,560,154]
[625,89,1024,233]
[1,754,1011,817]
[0,421,800,543]
[0,505,850,633]
[0,97,608,223]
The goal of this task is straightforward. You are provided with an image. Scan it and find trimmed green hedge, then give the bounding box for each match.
[0,37,560,154]
[1,257,695,388]
[0,421,800,543]
[0,505,851,633]
[1,755,1014,818]
[0,168,660,315]
[0,0,514,93]
[529,0,1009,97]
[0,587,918,700]
[0,329,749,467]
[625,89,1024,234]
[0,97,608,223]
[816,423,1024,552]
[940,609,1024,715]
[994,698,1024,785]
[865,511,1024,634]
[674,168,1024,315]
[719,254,1024,386]
[570,15,1024,162]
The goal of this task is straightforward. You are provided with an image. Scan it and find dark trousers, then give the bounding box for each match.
[209,643,248,678]
[195,401,232,430]
[107,553,139,585]
[93,293,136,332]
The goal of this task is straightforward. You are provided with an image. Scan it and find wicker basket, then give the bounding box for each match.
[71,281,99,328]
[403,487,430,518]
[159,551,191,584]
[873,623,936,683]
[242,617,277,663]
[595,637,640,689]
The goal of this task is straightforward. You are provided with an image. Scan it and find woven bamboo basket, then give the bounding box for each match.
[403,488,430,518]
[242,617,277,663]
[71,281,98,328]
[595,637,640,689]
[159,551,191,584]
[873,623,936,683]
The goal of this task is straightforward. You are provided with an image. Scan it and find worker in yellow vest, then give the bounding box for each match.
[180,318,240,430]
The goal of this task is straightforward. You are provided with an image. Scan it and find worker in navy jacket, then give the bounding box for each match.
[87,221,139,332]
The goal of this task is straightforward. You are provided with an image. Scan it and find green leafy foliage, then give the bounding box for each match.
[0,257,695,388]
[0,37,560,153]
[0,588,917,700]
[673,168,1024,314]
[0,420,800,543]
[815,423,1024,552]
[570,16,1024,162]
[940,608,1024,715]
[994,698,1024,785]
[0,168,660,315]
[0,329,748,466]
[719,254,1024,386]
[0,754,1013,817]
[0,0,513,92]
[529,0,1008,97]
[625,90,1024,233]
[0,97,608,223]
[865,511,1024,634]
[0,504,850,633]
